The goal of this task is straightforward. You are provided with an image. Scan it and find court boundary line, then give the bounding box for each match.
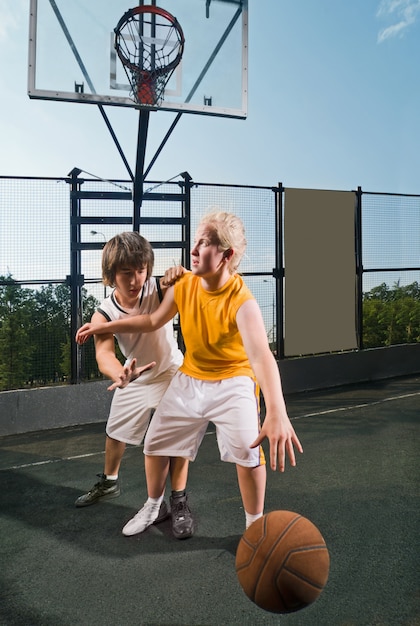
[2,390,419,472]
[292,390,420,420]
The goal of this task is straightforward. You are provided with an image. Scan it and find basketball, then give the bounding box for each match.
[235,510,330,614]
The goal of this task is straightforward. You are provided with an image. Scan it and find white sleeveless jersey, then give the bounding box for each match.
[97,277,183,382]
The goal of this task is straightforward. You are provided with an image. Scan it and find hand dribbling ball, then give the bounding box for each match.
[235,510,330,613]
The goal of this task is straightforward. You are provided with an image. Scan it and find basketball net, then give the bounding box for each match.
[114,6,185,107]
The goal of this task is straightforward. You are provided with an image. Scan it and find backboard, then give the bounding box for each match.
[28,0,248,119]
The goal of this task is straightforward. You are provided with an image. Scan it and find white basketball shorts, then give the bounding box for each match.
[144,371,265,467]
[106,365,179,446]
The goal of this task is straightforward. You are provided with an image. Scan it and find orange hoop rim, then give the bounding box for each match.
[114,5,185,76]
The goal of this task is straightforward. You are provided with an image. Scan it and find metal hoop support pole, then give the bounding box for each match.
[133,110,150,231]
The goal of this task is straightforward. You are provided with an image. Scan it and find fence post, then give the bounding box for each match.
[67,168,84,384]
[179,172,193,269]
[273,182,284,359]
[355,186,363,350]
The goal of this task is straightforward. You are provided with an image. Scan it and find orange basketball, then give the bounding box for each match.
[235,510,330,614]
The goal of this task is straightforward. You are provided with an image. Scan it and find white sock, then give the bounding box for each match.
[122,493,165,536]
[245,511,263,529]
[106,474,118,481]
[147,495,164,508]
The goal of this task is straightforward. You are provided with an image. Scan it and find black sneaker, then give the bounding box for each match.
[154,500,171,525]
[75,474,120,507]
[170,493,194,539]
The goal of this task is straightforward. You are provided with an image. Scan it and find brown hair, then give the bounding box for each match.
[101,232,154,287]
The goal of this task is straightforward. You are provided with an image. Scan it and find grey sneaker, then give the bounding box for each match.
[170,493,194,539]
[122,500,170,536]
[75,474,120,507]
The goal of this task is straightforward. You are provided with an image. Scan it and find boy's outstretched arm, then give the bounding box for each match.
[75,285,178,344]
[236,299,303,473]
[85,311,156,389]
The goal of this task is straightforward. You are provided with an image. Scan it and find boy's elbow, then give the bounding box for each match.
[148,319,161,332]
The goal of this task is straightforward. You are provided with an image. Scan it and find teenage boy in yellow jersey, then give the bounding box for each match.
[76,212,303,537]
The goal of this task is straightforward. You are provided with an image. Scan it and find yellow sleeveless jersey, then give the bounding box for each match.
[174,272,255,381]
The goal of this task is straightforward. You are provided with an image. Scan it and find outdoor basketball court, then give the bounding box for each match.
[16,3,419,624]
[1,374,418,625]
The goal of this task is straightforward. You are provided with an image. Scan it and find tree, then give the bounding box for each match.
[363,281,420,348]
[0,275,101,390]
[80,289,101,380]
[0,275,36,390]
[29,283,71,384]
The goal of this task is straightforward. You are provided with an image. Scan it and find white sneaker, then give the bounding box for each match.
[122,500,169,536]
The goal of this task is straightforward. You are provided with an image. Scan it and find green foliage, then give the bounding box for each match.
[1,274,418,390]
[0,276,35,389]
[363,281,420,348]
[80,290,101,380]
[0,274,100,391]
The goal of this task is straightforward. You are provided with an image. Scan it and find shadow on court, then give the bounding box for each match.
[0,375,419,626]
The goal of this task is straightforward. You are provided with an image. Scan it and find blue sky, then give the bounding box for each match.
[0,0,419,194]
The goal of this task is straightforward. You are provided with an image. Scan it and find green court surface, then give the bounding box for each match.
[1,375,419,626]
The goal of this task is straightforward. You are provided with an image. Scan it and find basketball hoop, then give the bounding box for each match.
[114,5,185,107]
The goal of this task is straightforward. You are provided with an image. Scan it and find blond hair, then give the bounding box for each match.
[199,211,247,274]
[101,232,154,287]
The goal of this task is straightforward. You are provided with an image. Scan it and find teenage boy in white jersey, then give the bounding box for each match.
[75,232,193,539]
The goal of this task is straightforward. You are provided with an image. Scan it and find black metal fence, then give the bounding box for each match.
[0,174,419,391]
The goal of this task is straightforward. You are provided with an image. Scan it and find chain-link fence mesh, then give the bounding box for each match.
[1,176,418,390]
